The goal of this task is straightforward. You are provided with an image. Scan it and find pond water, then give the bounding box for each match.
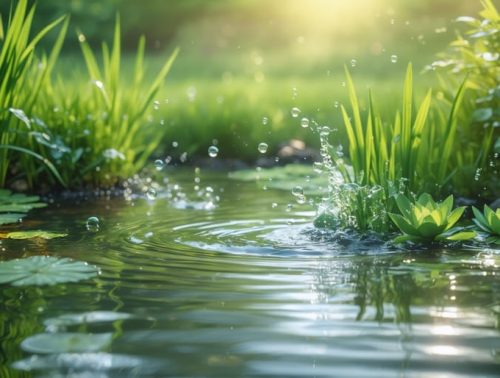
[1,170,499,377]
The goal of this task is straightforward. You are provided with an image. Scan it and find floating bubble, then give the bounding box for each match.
[292,186,304,197]
[320,126,331,137]
[154,159,164,171]
[291,107,301,118]
[146,188,157,200]
[300,117,309,128]
[86,217,100,232]
[208,146,219,158]
[258,142,268,154]
[391,55,398,63]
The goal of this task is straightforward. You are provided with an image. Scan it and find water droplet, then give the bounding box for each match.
[291,107,301,118]
[208,146,219,158]
[350,59,357,67]
[262,116,269,125]
[78,34,86,42]
[292,186,304,197]
[313,162,323,173]
[334,101,339,108]
[258,142,268,154]
[86,216,100,232]
[153,100,160,110]
[154,159,164,171]
[271,202,278,208]
[474,168,482,181]
[147,188,157,200]
[300,117,309,128]
[320,126,331,137]
[391,55,398,63]
[295,194,307,204]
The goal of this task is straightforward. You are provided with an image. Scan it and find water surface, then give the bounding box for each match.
[0,170,499,377]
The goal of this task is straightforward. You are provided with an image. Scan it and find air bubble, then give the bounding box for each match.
[154,159,164,171]
[291,107,301,118]
[208,146,219,158]
[258,142,268,154]
[86,216,100,232]
[300,117,310,128]
[292,186,304,197]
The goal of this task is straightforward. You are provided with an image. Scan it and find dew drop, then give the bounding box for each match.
[350,59,357,67]
[271,202,278,208]
[208,145,219,158]
[391,55,398,63]
[86,216,100,232]
[300,117,309,128]
[291,107,301,118]
[262,116,269,125]
[258,142,268,154]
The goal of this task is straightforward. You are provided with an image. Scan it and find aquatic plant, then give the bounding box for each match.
[0,189,46,225]
[0,0,68,188]
[0,256,98,286]
[388,193,475,244]
[472,205,500,245]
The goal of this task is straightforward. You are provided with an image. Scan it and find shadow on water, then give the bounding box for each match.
[0,171,499,376]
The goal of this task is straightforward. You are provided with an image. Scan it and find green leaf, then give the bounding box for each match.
[0,256,98,286]
[445,206,465,230]
[0,213,25,225]
[2,230,67,240]
[395,194,413,216]
[443,231,477,241]
[388,213,418,235]
[393,234,422,244]
[21,332,112,354]
[417,221,446,238]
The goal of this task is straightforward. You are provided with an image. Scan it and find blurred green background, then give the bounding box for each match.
[0,0,487,161]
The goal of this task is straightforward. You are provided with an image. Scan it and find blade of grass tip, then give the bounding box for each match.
[401,63,413,180]
[20,14,66,61]
[78,30,103,82]
[409,89,432,178]
[0,145,66,187]
[438,77,467,181]
[344,65,364,164]
[365,99,374,185]
[341,104,360,176]
[134,36,145,87]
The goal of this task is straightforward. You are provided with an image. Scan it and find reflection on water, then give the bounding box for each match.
[0,171,499,377]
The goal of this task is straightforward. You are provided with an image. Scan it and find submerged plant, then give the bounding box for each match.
[472,205,500,244]
[388,193,475,244]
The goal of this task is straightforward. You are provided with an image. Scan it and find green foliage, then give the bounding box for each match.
[0,0,68,188]
[42,16,179,187]
[0,256,98,286]
[472,205,500,244]
[428,0,499,198]
[388,193,475,244]
[0,188,46,225]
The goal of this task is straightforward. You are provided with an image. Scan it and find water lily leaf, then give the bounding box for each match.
[0,256,98,286]
[44,311,133,328]
[229,164,329,195]
[0,213,25,225]
[388,213,417,235]
[21,332,112,354]
[2,230,67,240]
[417,221,446,238]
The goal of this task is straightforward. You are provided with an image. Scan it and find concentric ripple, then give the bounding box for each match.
[0,170,498,377]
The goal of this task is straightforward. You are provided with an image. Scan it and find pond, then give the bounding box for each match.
[1,170,499,377]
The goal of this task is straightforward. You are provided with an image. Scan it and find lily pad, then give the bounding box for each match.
[0,256,98,286]
[1,230,67,240]
[44,311,133,328]
[0,189,46,225]
[21,332,112,354]
[228,164,329,195]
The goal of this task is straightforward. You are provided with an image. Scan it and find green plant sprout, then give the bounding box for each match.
[472,205,500,245]
[388,193,476,244]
